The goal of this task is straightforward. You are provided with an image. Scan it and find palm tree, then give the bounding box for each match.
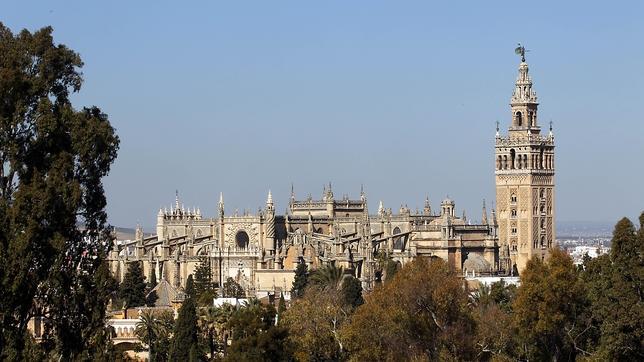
[471,282,493,308]
[199,307,220,360]
[135,309,173,361]
[310,264,345,290]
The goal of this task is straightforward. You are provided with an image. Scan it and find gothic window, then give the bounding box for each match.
[528,112,533,126]
[511,209,517,218]
[393,227,403,250]
[503,155,508,169]
[510,193,517,204]
[541,219,545,229]
[516,112,522,127]
[540,189,545,199]
[235,231,249,249]
[523,154,528,169]
[540,205,545,214]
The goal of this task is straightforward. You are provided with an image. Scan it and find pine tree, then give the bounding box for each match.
[292,261,309,298]
[118,261,147,309]
[169,297,199,361]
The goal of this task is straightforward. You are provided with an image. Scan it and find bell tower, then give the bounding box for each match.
[495,45,555,274]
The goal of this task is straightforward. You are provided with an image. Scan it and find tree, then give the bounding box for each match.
[291,261,309,298]
[277,293,286,319]
[135,309,174,362]
[194,257,217,306]
[310,264,345,290]
[512,248,591,361]
[223,277,245,298]
[341,276,363,308]
[582,215,644,360]
[198,306,221,360]
[170,297,199,361]
[185,274,196,300]
[342,258,476,361]
[224,302,290,361]
[0,23,119,359]
[118,261,147,309]
[282,288,348,361]
[146,267,158,306]
[148,268,157,290]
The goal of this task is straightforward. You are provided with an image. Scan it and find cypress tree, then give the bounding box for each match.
[277,293,286,317]
[292,261,309,298]
[169,297,199,361]
[185,274,196,300]
[118,261,147,308]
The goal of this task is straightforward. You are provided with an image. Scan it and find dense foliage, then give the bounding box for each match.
[0,23,119,360]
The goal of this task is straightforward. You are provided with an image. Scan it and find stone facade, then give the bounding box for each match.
[108,54,555,295]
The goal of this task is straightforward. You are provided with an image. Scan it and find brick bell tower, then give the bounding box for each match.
[495,45,555,274]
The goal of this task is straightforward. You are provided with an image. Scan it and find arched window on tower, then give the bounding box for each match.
[523,154,528,169]
[516,112,523,127]
[510,193,517,204]
[503,155,508,170]
[528,111,534,126]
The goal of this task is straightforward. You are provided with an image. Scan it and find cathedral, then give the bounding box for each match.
[109,52,556,298]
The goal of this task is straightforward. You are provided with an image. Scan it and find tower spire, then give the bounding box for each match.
[482,199,489,225]
[218,192,224,218]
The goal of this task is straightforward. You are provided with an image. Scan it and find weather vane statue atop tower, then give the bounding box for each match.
[515,43,528,62]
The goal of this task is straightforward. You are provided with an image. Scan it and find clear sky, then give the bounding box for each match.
[3,1,643,230]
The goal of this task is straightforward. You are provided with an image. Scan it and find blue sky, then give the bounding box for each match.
[3,1,643,230]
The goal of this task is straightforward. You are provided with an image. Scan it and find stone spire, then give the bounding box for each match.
[175,190,180,210]
[482,199,489,225]
[511,58,538,106]
[326,182,334,201]
[510,45,540,132]
[462,210,467,224]
[378,200,384,217]
[218,192,224,218]
[266,189,273,206]
[290,183,295,203]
